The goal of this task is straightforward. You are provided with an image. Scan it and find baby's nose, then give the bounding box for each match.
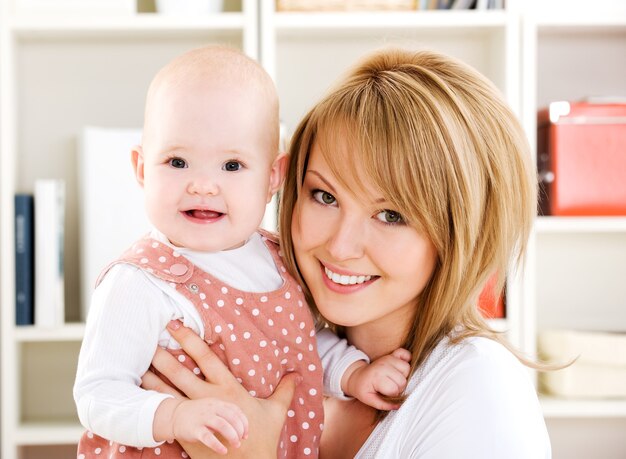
[188,177,219,195]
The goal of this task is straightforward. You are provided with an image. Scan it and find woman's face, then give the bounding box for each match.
[291,140,438,333]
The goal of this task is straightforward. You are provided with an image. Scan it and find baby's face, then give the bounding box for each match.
[137,79,279,252]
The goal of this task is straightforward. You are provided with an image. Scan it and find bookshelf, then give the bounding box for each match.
[0,1,258,458]
[521,2,626,457]
[1,0,625,457]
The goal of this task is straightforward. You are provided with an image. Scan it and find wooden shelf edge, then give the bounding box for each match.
[535,216,626,234]
[530,12,626,29]
[15,421,82,445]
[541,396,626,418]
[9,13,245,36]
[274,9,509,31]
[14,323,85,342]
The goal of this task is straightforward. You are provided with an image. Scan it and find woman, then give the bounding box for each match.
[144,47,551,458]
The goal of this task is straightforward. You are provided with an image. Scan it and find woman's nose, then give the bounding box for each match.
[326,215,365,261]
[187,176,219,196]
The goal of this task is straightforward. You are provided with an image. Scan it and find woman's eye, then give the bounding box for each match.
[223,161,242,172]
[375,209,404,225]
[169,157,187,168]
[312,190,337,206]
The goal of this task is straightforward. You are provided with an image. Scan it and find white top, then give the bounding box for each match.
[74,229,365,448]
[356,336,551,459]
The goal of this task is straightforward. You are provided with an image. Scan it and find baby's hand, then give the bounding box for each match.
[343,348,411,411]
[172,398,248,455]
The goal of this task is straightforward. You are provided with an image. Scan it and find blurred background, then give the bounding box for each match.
[1,0,625,457]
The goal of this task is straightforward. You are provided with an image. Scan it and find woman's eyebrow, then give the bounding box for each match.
[306,170,337,194]
[307,169,387,205]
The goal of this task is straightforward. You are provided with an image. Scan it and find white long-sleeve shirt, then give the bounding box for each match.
[74,230,366,447]
[356,335,551,459]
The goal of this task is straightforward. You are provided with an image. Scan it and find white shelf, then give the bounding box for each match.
[14,323,85,342]
[273,10,509,31]
[541,397,626,418]
[535,216,626,234]
[9,13,246,37]
[530,12,626,29]
[15,421,83,445]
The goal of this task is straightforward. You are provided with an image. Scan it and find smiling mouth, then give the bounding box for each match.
[324,266,374,286]
[184,209,223,219]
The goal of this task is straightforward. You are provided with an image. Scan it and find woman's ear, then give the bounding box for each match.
[267,152,288,203]
[131,145,145,187]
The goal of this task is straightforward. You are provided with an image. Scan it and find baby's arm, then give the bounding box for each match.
[341,348,411,411]
[74,266,171,446]
[153,397,248,454]
[316,327,411,410]
[74,265,202,447]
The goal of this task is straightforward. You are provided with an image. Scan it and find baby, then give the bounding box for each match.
[74,46,410,458]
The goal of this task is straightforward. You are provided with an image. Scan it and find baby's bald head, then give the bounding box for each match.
[143,46,279,154]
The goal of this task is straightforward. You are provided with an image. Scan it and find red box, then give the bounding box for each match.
[537,101,626,216]
[478,273,505,319]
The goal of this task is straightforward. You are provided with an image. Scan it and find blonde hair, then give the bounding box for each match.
[279,48,538,373]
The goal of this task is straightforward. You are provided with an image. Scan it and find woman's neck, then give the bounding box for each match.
[345,311,412,361]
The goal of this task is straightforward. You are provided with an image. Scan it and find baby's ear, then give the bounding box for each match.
[267,152,288,202]
[130,145,145,187]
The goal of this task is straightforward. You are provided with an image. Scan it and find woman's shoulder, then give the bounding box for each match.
[418,335,531,393]
[402,335,546,435]
[377,336,551,458]
[450,335,520,367]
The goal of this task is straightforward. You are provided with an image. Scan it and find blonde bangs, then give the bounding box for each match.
[306,70,452,250]
[280,47,540,371]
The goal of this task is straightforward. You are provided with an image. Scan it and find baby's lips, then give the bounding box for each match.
[186,209,222,219]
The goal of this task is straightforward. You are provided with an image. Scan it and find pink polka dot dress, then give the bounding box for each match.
[78,231,324,458]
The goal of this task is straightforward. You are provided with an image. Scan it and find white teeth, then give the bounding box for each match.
[324,267,372,285]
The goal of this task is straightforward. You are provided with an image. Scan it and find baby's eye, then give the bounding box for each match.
[223,161,243,172]
[169,157,187,169]
[312,190,337,206]
[375,209,404,225]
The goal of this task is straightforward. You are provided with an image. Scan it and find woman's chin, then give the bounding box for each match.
[317,309,362,328]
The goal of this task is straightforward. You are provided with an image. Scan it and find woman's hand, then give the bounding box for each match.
[142,320,300,458]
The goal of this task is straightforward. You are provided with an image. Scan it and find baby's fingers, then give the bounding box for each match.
[374,372,406,397]
[389,351,411,377]
[392,348,412,362]
[200,413,243,452]
[360,392,400,411]
[218,402,249,441]
[198,430,228,455]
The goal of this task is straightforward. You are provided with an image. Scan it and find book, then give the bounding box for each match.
[478,273,505,319]
[451,0,476,9]
[79,126,149,322]
[540,363,626,399]
[34,179,66,328]
[539,329,626,367]
[15,194,35,325]
[539,329,626,398]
